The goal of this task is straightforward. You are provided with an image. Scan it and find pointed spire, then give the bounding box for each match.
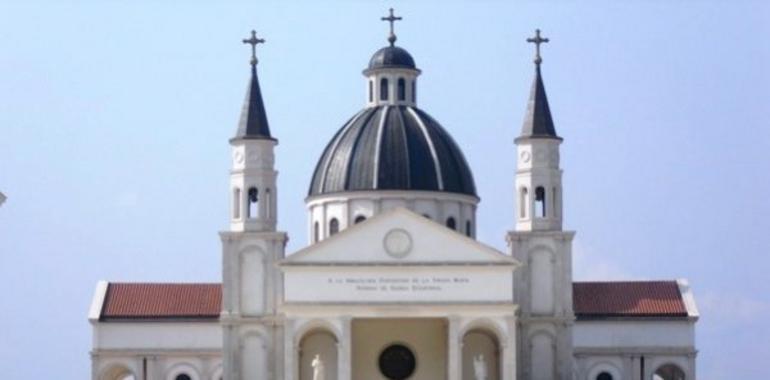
[233,30,273,141]
[519,29,560,140]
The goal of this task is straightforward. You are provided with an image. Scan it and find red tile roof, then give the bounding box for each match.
[573,281,688,319]
[100,283,221,320]
[98,281,688,321]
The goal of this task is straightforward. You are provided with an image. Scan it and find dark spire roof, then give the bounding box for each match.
[519,29,559,141]
[233,31,273,141]
[518,65,559,140]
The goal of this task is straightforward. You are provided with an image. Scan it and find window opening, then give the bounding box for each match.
[535,186,546,218]
[380,78,389,100]
[597,373,613,380]
[354,215,367,224]
[313,221,320,243]
[446,217,456,230]
[265,188,272,219]
[175,375,192,380]
[466,221,472,237]
[329,218,339,236]
[247,187,259,218]
[397,78,406,101]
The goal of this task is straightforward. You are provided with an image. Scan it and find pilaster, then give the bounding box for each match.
[447,316,461,380]
[337,317,352,380]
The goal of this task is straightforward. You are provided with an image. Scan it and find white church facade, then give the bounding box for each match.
[88,12,698,380]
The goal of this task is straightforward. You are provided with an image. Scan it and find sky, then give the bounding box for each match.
[0,1,768,378]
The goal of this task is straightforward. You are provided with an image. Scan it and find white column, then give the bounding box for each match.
[447,316,461,380]
[338,317,352,380]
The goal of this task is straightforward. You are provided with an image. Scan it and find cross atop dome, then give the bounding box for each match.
[381,8,403,46]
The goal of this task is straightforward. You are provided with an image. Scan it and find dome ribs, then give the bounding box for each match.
[347,107,387,190]
[377,106,410,190]
[309,109,365,195]
[307,105,476,198]
[402,107,441,191]
[413,109,477,196]
[322,108,377,193]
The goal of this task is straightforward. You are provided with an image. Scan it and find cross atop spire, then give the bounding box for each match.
[381,8,403,46]
[242,30,266,67]
[526,29,549,65]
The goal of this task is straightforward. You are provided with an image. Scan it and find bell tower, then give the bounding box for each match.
[221,30,287,380]
[508,29,576,380]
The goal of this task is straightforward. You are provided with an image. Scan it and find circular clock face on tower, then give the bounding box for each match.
[233,151,244,164]
[378,344,416,380]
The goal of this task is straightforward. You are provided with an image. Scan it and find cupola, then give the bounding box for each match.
[305,9,479,243]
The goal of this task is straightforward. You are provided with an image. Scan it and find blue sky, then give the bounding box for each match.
[0,1,768,378]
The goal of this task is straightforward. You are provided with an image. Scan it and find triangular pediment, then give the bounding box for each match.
[281,208,518,266]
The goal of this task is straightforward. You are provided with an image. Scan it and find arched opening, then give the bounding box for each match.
[446,217,456,230]
[354,215,366,224]
[380,78,389,100]
[313,221,320,243]
[466,221,472,237]
[247,187,258,219]
[101,366,135,380]
[412,80,416,102]
[329,218,339,236]
[519,187,529,219]
[368,80,373,102]
[653,364,686,380]
[299,329,338,380]
[265,188,272,219]
[175,375,192,380]
[422,214,431,219]
[597,372,613,380]
[462,328,500,380]
[535,186,546,218]
[397,78,406,101]
[233,188,241,219]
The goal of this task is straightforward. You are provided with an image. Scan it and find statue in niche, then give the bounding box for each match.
[311,354,325,380]
[473,354,488,380]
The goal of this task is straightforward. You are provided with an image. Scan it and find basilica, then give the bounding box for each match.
[88,11,698,380]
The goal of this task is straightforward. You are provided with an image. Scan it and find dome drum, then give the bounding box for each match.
[307,190,478,242]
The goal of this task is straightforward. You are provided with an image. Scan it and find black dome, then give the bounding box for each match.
[368,46,417,70]
[308,106,477,197]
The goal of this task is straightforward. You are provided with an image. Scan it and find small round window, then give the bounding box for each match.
[378,344,416,379]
